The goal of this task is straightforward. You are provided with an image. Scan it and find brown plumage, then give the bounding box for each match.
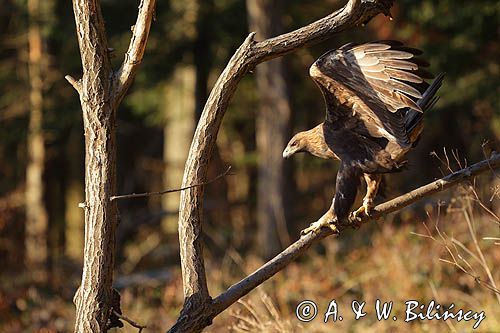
[283,41,444,232]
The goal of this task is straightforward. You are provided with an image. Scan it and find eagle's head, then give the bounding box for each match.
[282,132,308,159]
[283,124,334,160]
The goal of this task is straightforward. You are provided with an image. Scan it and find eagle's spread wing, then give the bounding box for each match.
[309,41,432,147]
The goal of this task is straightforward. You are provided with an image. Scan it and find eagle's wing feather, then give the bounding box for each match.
[310,41,430,146]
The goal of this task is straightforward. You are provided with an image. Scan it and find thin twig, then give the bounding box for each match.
[482,140,500,180]
[461,199,500,304]
[418,188,500,300]
[468,185,500,224]
[439,259,500,295]
[110,166,232,201]
[113,310,147,333]
[429,281,457,332]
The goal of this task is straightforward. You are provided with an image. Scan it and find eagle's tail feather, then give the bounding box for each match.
[405,73,445,144]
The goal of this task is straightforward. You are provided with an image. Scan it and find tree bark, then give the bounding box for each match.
[247,0,292,259]
[71,2,116,331]
[25,0,48,283]
[69,0,155,331]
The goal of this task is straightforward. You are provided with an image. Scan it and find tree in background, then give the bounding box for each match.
[163,66,196,234]
[64,128,84,262]
[25,0,49,282]
[247,0,292,259]
[162,1,197,235]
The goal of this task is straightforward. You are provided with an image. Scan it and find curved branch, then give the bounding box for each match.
[249,0,393,62]
[113,0,156,105]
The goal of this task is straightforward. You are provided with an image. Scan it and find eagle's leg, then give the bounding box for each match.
[301,201,338,236]
[350,173,381,220]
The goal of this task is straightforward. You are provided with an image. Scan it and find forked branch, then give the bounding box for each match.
[113,0,156,105]
[69,0,156,331]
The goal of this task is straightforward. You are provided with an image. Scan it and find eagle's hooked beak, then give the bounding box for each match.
[283,135,302,159]
[282,146,295,159]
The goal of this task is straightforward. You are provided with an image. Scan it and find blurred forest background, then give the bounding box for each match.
[0,0,499,332]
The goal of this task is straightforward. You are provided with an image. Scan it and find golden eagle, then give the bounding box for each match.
[282,41,444,234]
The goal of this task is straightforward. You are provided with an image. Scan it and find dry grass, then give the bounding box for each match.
[2,151,499,333]
[217,166,500,332]
[3,189,498,333]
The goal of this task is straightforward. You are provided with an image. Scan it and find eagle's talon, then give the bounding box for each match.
[300,221,322,236]
[363,199,374,216]
[300,223,312,236]
[300,217,336,236]
[349,206,366,221]
[347,216,362,229]
[349,199,374,223]
[327,222,338,233]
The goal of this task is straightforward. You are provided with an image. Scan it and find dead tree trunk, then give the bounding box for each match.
[247,0,292,259]
[68,1,155,331]
[25,0,49,283]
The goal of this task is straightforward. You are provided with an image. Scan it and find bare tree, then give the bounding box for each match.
[66,0,155,331]
[25,0,49,282]
[247,0,292,259]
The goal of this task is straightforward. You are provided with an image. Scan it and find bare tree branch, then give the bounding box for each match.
[248,0,393,63]
[110,166,231,201]
[172,32,256,333]
[212,153,500,315]
[369,153,500,219]
[171,1,394,332]
[112,310,147,333]
[113,0,156,105]
[64,74,81,94]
